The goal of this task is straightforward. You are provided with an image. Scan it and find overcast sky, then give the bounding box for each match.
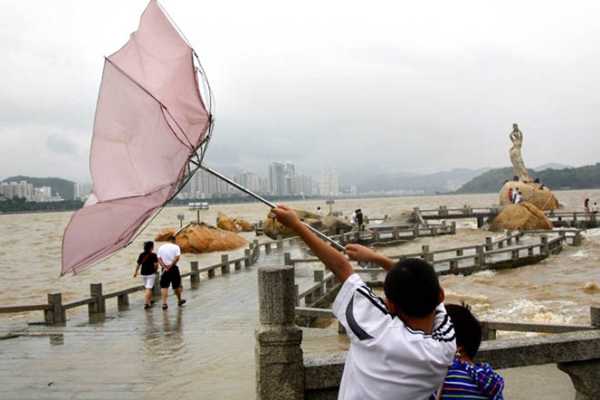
[2,0,600,182]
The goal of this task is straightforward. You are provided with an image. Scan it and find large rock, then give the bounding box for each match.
[499,181,559,211]
[154,223,247,253]
[216,212,254,233]
[262,209,353,239]
[489,202,553,231]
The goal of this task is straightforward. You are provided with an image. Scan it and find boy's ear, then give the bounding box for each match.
[438,288,445,305]
[385,298,398,315]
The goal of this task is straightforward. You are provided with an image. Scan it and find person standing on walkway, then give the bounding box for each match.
[584,198,591,214]
[133,241,159,309]
[157,237,186,310]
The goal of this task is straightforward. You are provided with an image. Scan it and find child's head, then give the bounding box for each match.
[143,241,154,252]
[445,303,482,359]
[384,258,443,318]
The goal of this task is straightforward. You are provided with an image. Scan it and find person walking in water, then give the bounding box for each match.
[157,237,186,310]
[133,241,158,309]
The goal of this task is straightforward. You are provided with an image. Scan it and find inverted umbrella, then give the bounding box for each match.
[62,0,342,275]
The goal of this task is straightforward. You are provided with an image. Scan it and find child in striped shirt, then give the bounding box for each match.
[436,304,504,400]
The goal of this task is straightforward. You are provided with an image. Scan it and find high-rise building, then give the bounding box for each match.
[235,171,261,194]
[269,162,286,196]
[291,175,315,196]
[187,169,236,198]
[269,161,297,196]
[319,170,340,197]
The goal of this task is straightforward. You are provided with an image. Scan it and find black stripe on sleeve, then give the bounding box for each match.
[356,287,389,315]
[346,296,373,341]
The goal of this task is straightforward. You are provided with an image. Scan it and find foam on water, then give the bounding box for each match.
[484,299,575,325]
[570,250,588,259]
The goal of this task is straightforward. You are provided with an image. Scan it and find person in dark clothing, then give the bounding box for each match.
[356,209,364,231]
[134,241,159,309]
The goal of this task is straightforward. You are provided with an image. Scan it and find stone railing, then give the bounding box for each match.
[256,265,600,400]
[0,241,262,325]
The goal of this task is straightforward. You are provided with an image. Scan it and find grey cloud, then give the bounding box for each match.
[46,133,79,156]
[2,0,600,183]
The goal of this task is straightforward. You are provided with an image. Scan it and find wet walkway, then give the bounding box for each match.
[0,250,297,400]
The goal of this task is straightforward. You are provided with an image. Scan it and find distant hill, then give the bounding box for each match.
[535,163,573,171]
[356,168,488,194]
[2,176,76,200]
[456,163,600,193]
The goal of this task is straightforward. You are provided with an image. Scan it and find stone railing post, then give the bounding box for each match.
[485,237,493,251]
[558,360,600,400]
[244,249,251,268]
[541,235,550,256]
[256,266,304,400]
[44,292,66,325]
[221,254,230,274]
[573,231,583,246]
[284,252,292,266]
[117,293,130,311]
[88,283,106,322]
[190,261,200,288]
[277,235,284,250]
[421,245,432,262]
[591,307,600,328]
[476,245,485,267]
[450,221,456,234]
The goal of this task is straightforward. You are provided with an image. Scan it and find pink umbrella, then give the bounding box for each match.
[62,0,343,275]
[61,0,212,275]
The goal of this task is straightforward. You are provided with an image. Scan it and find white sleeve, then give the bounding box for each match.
[333,273,391,342]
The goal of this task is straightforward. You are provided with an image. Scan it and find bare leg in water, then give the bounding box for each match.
[161,288,169,307]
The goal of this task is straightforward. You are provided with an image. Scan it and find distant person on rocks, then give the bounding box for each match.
[584,198,591,214]
[133,241,158,309]
[356,209,364,231]
[514,190,523,204]
[435,304,504,399]
[593,202,599,214]
[271,204,456,400]
[316,206,323,217]
[157,237,186,310]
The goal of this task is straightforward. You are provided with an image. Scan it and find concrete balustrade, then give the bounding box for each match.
[258,266,600,400]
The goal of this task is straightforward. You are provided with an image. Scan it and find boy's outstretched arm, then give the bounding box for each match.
[345,244,395,271]
[271,205,353,282]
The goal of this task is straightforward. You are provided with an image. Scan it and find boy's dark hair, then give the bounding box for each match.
[445,303,482,359]
[143,241,154,253]
[384,258,441,318]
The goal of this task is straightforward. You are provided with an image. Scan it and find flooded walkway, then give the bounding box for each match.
[1,252,283,400]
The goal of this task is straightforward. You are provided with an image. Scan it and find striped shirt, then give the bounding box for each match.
[439,357,504,399]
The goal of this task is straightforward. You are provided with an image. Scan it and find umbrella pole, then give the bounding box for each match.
[200,165,346,252]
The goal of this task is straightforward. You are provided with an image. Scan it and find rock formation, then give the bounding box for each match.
[262,209,353,239]
[216,212,254,232]
[154,223,247,253]
[499,181,560,210]
[489,202,553,231]
[499,123,559,210]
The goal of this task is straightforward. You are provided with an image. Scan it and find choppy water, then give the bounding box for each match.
[1,190,600,399]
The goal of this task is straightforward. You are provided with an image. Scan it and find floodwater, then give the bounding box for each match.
[1,190,600,399]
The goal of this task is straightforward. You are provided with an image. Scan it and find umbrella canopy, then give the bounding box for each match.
[62,0,211,275]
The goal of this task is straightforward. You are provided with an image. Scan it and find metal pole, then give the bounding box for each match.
[201,165,345,252]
